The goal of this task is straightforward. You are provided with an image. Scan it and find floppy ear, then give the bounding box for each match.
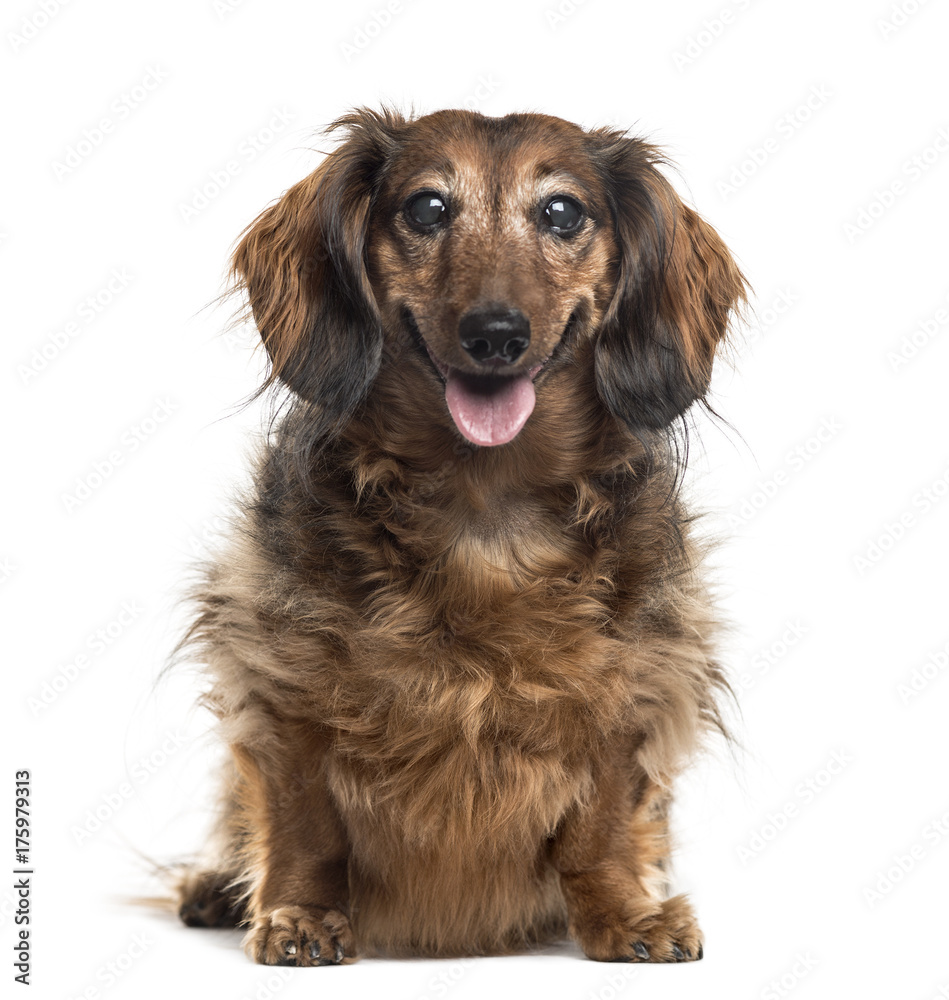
[593,135,747,432]
[231,108,403,439]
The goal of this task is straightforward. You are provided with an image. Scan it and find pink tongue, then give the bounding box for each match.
[444,371,536,446]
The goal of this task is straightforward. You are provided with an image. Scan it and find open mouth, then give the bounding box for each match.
[404,311,559,447]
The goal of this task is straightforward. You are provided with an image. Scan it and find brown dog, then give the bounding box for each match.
[175,107,746,966]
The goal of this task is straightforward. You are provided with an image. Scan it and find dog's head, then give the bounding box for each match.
[232,108,746,450]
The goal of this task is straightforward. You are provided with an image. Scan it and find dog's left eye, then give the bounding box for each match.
[405,192,448,230]
[542,196,584,234]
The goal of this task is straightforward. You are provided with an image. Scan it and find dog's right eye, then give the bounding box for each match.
[542,196,584,235]
[405,192,448,230]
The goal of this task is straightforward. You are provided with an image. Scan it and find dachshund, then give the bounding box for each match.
[174,107,747,966]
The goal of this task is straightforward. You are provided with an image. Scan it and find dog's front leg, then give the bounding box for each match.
[552,755,703,963]
[233,729,357,967]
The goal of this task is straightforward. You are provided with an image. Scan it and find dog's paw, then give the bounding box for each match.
[244,905,356,966]
[575,894,703,963]
[177,869,243,928]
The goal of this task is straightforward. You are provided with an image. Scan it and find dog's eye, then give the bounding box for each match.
[542,196,584,235]
[405,192,448,230]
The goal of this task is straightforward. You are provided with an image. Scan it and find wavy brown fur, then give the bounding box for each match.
[174,107,747,965]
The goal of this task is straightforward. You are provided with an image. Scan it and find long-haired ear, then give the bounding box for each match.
[593,134,748,432]
[230,107,403,441]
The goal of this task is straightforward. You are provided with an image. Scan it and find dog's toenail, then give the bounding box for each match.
[632,941,649,960]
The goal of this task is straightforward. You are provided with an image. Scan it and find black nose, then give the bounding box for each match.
[458,308,530,365]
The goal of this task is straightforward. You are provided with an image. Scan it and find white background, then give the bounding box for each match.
[4,0,949,998]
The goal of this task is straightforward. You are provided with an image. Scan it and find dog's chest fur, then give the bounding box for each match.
[331,496,620,785]
[230,447,644,843]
